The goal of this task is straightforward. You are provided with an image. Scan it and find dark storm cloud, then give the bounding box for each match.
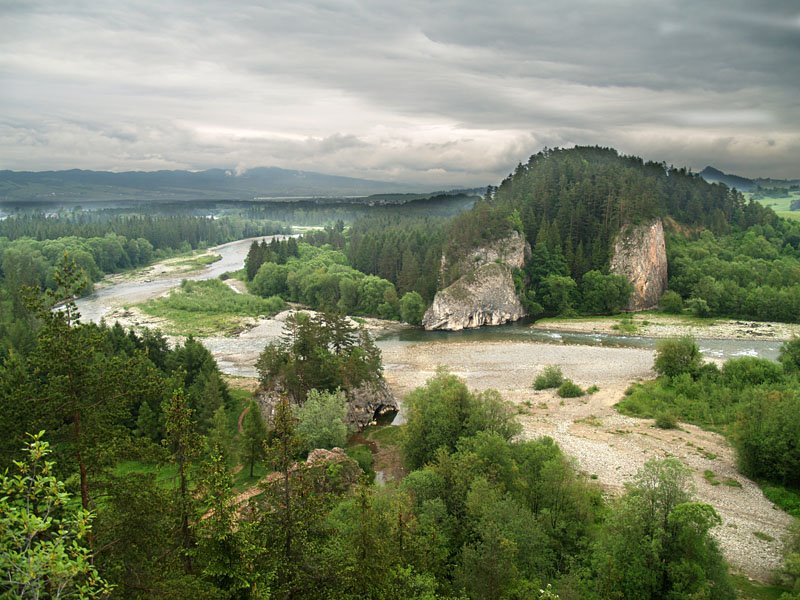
[0,0,797,184]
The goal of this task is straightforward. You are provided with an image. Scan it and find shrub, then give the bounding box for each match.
[654,337,702,378]
[344,444,375,479]
[399,291,426,326]
[659,290,684,314]
[686,297,711,317]
[533,366,564,390]
[655,412,678,429]
[722,356,783,388]
[295,389,350,452]
[557,380,584,398]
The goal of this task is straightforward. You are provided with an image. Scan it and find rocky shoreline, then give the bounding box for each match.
[532,313,800,342]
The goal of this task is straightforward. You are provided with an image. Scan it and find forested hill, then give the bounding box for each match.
[444,146,774,280]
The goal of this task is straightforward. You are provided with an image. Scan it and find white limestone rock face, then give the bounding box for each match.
[422,262,525,331]
[609,219,668,311]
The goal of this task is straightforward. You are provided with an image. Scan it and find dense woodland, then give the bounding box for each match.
[0,277,747,597]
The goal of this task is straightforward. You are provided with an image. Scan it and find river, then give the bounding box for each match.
[75,236,784,378]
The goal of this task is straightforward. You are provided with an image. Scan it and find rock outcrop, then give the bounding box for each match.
[423,231,530,331]
[609,219,668,311]
[255,377,397,431]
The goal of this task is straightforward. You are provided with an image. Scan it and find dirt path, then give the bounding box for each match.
[238,405,251,434]
[380,339,794,582]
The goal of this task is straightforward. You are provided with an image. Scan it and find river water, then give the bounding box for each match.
[74,236,784,377]
[74,236,287,323]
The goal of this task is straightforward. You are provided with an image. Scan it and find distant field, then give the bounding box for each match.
[748,191,800,220]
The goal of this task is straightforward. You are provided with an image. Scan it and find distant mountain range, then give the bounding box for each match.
[698,166,800,192]
[0,166,435,202]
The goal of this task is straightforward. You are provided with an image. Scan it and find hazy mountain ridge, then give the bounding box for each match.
[699,166,800,192]
[0,166,434,202]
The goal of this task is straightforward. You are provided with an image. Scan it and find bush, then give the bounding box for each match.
[655,412,678,429]
[734,388,800,487]
[403,369,521,469]
[399,291,426,326]
[654,336,702,378]
[557,380,584,398]
[686,297,711,318]
[533,366,564,390]
[295,389,350,452]
[659,290,684,314]
[721,357,783,388]
[344,445,375,480]
[780,337,800,374]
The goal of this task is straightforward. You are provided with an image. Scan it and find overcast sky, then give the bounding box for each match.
[1,0,798,186]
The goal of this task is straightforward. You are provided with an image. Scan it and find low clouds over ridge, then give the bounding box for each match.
[1,0,798,184]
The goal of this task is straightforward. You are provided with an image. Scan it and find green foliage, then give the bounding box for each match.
[256,311,382,403]
[659,290,684,313]
[580,270,632,314]
[141,278,285,336]
[344,445,374,479]
[399,291,426,326]
[241,400,268,478]
[540,275,579,316]
[653,336,702,378]
[557,380,584,398]
[295,389,350,452]
[402,368,522,470]
[0,433,111,599]
[667,224,800,324]
[654,412,678,429]
[248,242,402,319]
[734,388,800,486]
[593,458,734,599]
[533,365,565,390]
[347,215,446,302]
[780,337,800,374]
[762,485,800,518]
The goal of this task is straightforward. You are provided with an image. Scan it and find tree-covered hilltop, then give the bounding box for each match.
[425,146,800,322]
[446,146,771,281]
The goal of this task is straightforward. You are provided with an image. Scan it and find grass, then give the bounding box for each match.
[366,424,405,446]
[703,470,721,486]
[731,574,790,600]
[612,316,639,334]
[170,253,222,270]
[139,278,285,336]
[762,484,800,517]
[753,531,776,543]
[577,415,602,427]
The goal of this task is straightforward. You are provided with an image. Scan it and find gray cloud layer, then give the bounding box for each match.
[1,0,798,185]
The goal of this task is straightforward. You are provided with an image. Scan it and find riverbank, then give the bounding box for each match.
[379,338,792,582]
[533,312,800,341]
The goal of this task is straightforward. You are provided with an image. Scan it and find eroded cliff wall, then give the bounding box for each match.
[423,231,529,331]
[609,219,668,311]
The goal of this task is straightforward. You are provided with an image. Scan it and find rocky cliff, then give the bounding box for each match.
[609,219,668,311]
[423,231,530,331]
[255,377,397,431]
